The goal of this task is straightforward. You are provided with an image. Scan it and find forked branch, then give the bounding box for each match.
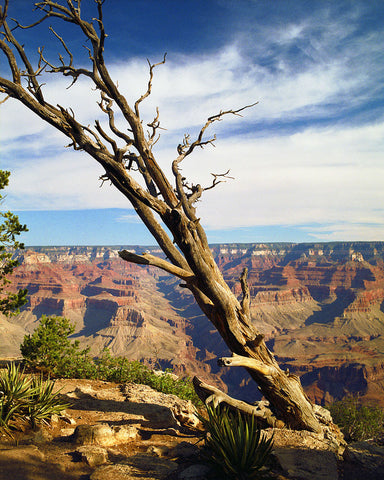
[193,376,279,428]
[135,53,167,117]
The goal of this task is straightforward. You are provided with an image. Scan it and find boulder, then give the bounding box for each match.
[76,445,109,467]
[178,464,210,479]
[122,383,200,430]
[73,423,139,446]
[343,440,384,479]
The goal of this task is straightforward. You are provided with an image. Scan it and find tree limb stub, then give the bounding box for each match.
[218,353,277,377]
[118,250,195,282]
[239,267,250,317]
[193,376,280,429]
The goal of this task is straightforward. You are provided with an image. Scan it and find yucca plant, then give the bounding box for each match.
[200,403,274,479]
[0,363,69,434]
[27,374,71,428]
[0,362,32,432]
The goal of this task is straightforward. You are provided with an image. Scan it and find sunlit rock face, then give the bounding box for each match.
[3,242,384,406]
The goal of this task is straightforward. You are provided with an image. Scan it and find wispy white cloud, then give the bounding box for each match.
[305,224,384,242]
[116,213,142,224]
[1,1,383,243]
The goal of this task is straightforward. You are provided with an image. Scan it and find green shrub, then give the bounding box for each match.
[0,363,69,435]
[20,316,201,405]
[329,396,384,442]
[95,349,201,405]
[199,403,274,479]
[20,315,90,376]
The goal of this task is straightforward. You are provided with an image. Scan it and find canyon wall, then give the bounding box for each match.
[2,242,384,406]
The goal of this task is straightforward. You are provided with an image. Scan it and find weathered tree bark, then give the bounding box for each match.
[0,0,324,431]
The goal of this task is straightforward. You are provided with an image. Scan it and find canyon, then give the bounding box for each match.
[1,242,384,407]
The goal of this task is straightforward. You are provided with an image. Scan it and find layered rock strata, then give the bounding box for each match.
[2,242,384,406]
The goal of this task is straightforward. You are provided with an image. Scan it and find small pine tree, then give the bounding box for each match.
[0,170,28,315]
[20,315,89,375]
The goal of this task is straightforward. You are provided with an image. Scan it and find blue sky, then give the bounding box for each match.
[1,0,384,246]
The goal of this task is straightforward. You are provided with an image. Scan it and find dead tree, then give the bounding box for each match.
[0,0,325,432]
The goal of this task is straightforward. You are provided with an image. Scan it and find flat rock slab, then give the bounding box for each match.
[343,440,384,480]
[273,447,339,480]
[73,423,139,446]
[121,383,199,429]
[76,445,109,467]
[0,445,75,480]
[90,454,178,480]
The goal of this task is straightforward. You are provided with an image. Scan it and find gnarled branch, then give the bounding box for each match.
[119,250,194,282]
[239,267,250,317]
[193,376,281,428]
[218,352,277,377]
[135,53,167,117]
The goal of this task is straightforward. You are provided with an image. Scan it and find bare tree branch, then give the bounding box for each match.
[0,1,325,433]
[135,53,167,117]
[119,250,194,281]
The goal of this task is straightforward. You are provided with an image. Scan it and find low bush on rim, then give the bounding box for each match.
[20,315,201,405]
[329,395,384,442]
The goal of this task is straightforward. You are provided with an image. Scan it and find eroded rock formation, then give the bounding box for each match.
[2,242,384,406]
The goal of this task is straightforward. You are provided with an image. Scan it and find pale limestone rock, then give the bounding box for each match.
[264,426,346,480]
[122,383,199,429]
[73,423,139,446]
[27,427,53,444]
[61,427,76,437]
[170,441,200,459]
[343,440,384,477]
[90,464,135,480]
[76,445,109,467]
[146,445,170,457]
[90,454,178,480]
[60,412,77,425]
[273,448,339,480]
[113,425,139,443]
[313,404,333,425]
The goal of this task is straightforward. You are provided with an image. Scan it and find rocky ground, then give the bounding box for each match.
[0,378,384,480]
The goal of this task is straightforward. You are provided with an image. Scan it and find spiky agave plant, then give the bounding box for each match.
[200,403,274,479]
[0,363,70,434]
[27,374,71,428]
[0,362,32,433]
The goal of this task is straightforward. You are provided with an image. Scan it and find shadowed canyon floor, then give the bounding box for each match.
[2,242,384,406]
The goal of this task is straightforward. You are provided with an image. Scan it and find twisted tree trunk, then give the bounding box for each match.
[0,0,324,432]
